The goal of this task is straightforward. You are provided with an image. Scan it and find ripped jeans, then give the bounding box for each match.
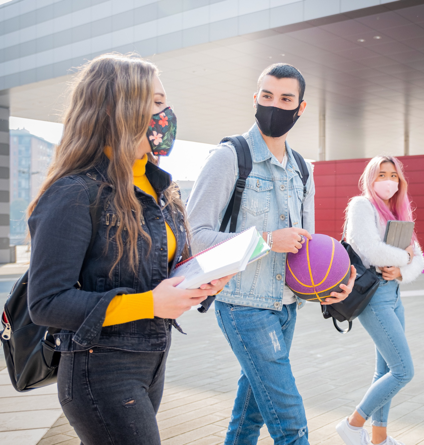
[215,301,309,445]
[58,344,170,445]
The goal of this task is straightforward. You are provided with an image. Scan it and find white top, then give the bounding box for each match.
[346,196,424,284]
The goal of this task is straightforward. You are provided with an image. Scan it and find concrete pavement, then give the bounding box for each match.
[0,253,423,444]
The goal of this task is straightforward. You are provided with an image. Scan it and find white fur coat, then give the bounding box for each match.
[346,196,424,284]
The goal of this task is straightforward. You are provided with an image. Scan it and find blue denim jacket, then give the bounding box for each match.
[187,124,315,311]
[27,155,187,353]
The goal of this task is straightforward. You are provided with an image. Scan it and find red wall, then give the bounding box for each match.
[312,155,424,248]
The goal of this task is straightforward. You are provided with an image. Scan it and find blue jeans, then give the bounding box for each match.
[215,301,309,445]
[356,278,414,427]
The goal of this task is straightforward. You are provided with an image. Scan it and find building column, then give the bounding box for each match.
[404,118,410,156]
[0,107,10,263]
[318,106,326,161]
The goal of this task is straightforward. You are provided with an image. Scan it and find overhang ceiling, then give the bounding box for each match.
[6,1,424,161]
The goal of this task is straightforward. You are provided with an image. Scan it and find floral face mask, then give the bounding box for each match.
[147,107,177,156]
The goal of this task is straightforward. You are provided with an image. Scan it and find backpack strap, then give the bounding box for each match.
[219,136,253,233]
[290,149,309,228]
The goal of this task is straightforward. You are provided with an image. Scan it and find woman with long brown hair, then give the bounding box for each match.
[26,53,230,445]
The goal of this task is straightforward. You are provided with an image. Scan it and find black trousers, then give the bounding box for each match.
[58,343,170,445]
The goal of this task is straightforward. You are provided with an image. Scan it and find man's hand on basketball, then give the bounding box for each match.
[321,265,357,305]
[268,228,313,253]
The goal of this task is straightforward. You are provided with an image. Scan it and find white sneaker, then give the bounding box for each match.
[336,418,370,445]
[385,437,405,445]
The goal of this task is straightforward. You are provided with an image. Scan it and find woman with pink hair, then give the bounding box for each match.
[336,156,424,445]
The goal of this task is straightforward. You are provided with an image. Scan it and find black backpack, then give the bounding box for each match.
[321,222,380,333]
[198,135,309,313]
[0,175,102,392]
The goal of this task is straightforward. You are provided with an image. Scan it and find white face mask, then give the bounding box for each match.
[373,180,399,200]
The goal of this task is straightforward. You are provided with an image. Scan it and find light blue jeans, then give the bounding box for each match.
[356,278,414,427]
[215,301,309,445]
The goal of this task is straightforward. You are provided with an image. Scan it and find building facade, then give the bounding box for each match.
[9,129,54,244]
[1,0,424,260]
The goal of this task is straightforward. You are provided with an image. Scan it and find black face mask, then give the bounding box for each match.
[255,101,303,138]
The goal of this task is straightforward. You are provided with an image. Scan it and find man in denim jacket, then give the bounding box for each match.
[187,64,355,444]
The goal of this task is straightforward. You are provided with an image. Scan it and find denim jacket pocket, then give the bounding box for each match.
[241,177,273,216]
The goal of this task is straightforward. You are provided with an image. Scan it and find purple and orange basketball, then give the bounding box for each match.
[285,234,351,302]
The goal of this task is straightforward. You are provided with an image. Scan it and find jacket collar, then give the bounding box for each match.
[247,123,301,175]
[93,153,172,195]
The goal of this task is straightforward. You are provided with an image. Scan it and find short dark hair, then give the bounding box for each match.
[257,63,306,102]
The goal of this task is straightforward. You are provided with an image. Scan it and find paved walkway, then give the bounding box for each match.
[0,257,423,444]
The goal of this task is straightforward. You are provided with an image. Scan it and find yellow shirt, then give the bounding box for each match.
[102,151,177,326]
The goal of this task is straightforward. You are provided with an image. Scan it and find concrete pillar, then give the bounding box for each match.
[404,120,410,156]
[0,107,10,264]
[318,106,326,161]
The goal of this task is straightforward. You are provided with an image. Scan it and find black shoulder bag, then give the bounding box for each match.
[0,175,102,392]
[321,219,380,333]
[198,135,309,312]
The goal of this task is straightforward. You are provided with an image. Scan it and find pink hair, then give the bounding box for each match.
[358,156,417,243]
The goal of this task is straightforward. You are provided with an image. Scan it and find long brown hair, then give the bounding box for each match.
[28,53,190,273]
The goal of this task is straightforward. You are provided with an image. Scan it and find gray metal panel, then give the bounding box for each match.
[183,0,209,10]
[92,17,112,38]
[158,31,183,53]
[210,17,238,41]
[0,0,109,36]
[36,4,54,23]
[0,120,8,132]
[18,68,38,88]
[0,167,9,179]
[19,10,36,29]
[53,60,73,78]
[0,108,9,120]
[72,23,91,42]
[0,236,10,246]
[3,44,18,62]
[113,43,137,54]
[134,3,158,26]
[112,10,134,32]
[239,10,270,35]
[72,0,91,13]
[0,190,8,202]
[54,28,73,49]
[270,2,304,29]
[37,64,54,82]
[341,0,380,13]
[0,143,9,156]
[158,0,184,19]
[133,37,158,57]
[2,16,19,35]
[183,24,209,47]
[304,0,340,21]
[36,34,55,53]
[53,0,73,18]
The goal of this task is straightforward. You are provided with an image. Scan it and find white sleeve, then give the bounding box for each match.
[398,242,424,284]
[347,197,409,268]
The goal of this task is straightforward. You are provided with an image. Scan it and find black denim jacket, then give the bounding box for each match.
[28,155,188,353]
